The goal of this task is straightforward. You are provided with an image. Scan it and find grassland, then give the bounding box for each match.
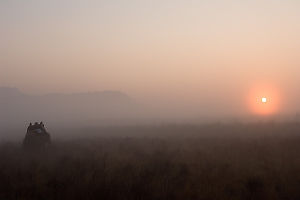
[1,122,300,200]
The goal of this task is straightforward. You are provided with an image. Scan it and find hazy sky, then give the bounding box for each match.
[1,0,300,117]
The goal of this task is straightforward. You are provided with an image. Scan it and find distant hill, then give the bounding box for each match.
[0,87,139,128]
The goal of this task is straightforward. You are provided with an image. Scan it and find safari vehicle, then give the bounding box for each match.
[23,122,51,149]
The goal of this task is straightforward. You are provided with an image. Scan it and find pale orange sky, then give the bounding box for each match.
[1,0,300,117]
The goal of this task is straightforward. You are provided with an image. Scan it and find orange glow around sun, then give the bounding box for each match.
[247,84,281,115]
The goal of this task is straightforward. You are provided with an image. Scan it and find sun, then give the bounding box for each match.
[247,84,281,115]
[261,97,267,103]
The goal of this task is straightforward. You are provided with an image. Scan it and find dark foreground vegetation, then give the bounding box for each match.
[1,122,300,200]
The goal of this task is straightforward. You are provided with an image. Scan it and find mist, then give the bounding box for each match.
[3,1,300,199]
[2,0,300,124]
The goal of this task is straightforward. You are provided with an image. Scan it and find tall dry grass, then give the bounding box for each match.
[1,123,300,200]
